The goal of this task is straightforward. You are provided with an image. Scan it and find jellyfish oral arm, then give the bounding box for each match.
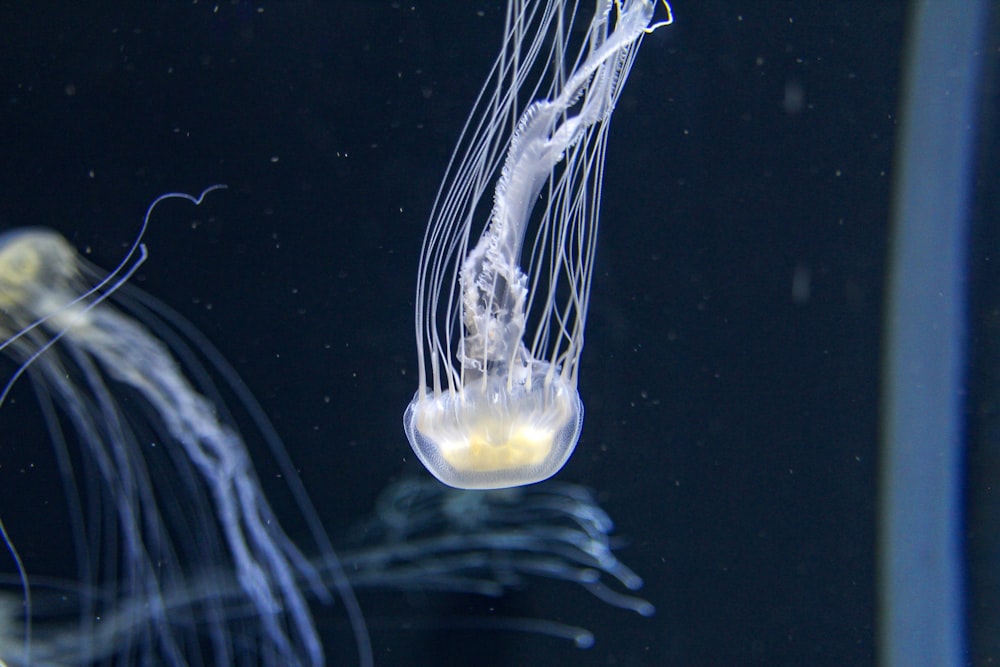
[460,0,659,376]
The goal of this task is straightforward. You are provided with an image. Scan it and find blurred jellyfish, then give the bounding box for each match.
[343,477,654,643]
[404,0,674,489]
[0,189,369,667]
[0,477,652,665]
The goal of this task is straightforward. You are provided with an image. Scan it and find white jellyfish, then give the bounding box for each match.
[0,189,369,667]
[404,0,674,489]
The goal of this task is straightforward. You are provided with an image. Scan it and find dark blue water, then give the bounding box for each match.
[0,2,905,664]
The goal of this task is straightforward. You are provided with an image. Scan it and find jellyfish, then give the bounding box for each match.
[0,476,652,665]
[404,0,674,489]
[342,476,655,635]
[0,189,369,667]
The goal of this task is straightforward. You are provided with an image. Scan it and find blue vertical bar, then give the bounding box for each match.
[880,0,987,665]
